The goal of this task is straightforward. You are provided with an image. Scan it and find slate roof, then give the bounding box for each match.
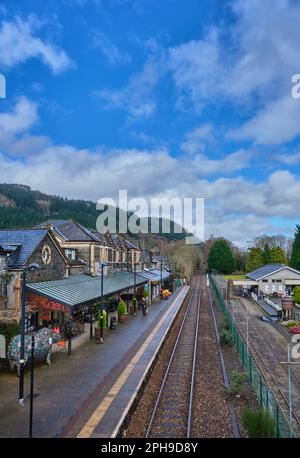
[246,263,291,280]
[0,229,48,268]
[36,220,93,242]
[27,270,148,308]
[145,268,170,281]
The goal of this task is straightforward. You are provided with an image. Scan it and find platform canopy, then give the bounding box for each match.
[26,270,148,309]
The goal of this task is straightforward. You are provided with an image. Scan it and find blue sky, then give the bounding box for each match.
[1,0,300,244]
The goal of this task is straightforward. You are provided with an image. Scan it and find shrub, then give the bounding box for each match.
[118,299,127,315]
[97,309,107,329]
[220,328,234,347]
[286,321,300,328]
[144,289,149,298]
[132,296,137,307]
[0,321,20,345]
[242,408,275,438]
[228,370,247,396]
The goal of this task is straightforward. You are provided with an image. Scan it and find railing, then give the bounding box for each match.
[209,273,296,438]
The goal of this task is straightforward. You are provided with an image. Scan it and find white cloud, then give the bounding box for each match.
[278,151,300,165]
[0,97,38,137]
[96,58,162,122]
[93,31,131,64]
[228,96,300,145]
[0,14,73,73]
[180,123,214,155]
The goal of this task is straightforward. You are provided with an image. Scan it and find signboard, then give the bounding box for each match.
[26,292,68,313]
[282,298,294,311]
[25,314,35,334]
[0,334,5,359]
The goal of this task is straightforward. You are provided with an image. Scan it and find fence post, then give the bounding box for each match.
[260,376,263,406]
[249,355,252,384]
[276,404,280,438]
[242,340,245,366]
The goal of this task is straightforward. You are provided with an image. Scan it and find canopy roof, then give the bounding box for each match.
[26,270,148,308]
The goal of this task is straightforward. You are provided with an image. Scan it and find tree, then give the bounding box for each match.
[290,225,300,271]
[234,250,248,273]
[246,247,264,272]
[208,239,236,274]
[263,243,271,264]
[293,287,300,304]
[269,246,287,264]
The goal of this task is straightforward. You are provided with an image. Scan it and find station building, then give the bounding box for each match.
[233,263,300,296]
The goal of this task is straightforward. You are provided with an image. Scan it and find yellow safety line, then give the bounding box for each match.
[77,287,186,438]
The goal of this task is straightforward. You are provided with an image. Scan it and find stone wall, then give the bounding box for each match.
[25,234,67,283]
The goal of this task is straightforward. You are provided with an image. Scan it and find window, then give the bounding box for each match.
[65,249,76,260]
[262,279,268,283]
[276,280,282,283]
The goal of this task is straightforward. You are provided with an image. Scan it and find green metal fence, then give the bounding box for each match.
[209,273,296,438]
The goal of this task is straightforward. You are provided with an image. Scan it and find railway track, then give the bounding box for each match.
[232,299,300,434]
[145,278,201,438]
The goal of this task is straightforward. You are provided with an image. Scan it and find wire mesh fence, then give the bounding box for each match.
[209,273,296,438]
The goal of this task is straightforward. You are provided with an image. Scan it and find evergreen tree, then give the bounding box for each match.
[208,239,236,274]
[263,243,271,264]
[246,247,264,272]
[269,246,287,264]
[290,225,300,270]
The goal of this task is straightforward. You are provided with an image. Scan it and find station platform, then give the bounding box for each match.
[0,286,189,438]
[70,286,189,438]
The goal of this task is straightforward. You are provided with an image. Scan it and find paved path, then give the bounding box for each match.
[0,288,183,438]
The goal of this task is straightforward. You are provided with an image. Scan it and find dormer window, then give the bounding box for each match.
[65,249,76,260]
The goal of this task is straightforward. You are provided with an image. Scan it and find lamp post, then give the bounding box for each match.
[99,262,107,343]
[29,332,35,438]
[133,262,137,315]
[160,262,163,300]
[19,262,40,406]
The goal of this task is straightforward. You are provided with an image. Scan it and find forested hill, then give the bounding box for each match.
[0,183,187,241]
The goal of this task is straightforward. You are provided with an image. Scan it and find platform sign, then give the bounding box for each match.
[25,314,35,334]
[0,334,6,359]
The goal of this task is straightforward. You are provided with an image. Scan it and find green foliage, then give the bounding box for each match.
[132,296,137,307]
[246,247,264,272]
[0,321,20,345]
[228,370,247,396]
[285,320,300,328]
[234,250,248,273]
[263,243,271,264]
[0,183,186,240]
[162,243,200,283]
[242,408,275,438]
[144,289,149,298]
[208,239,236,274]
[269,246,287,264]
[118,299,127,315]
[98,309,107,329]
[290,225,300,270]
[220,328,234,346]
[293,286,300,304]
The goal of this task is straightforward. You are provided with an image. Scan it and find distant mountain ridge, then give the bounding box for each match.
[0,183,188,242]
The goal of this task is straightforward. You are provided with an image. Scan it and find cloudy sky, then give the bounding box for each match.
[0,0,300,244]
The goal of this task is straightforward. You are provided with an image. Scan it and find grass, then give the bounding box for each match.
[223,274,246,280]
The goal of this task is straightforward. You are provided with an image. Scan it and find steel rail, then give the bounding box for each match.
[145,277,200,438]
[186,288,201,438]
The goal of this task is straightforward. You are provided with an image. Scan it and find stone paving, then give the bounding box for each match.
[0,289,182,438]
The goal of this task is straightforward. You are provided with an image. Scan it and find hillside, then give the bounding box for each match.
[0,183,188,242]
